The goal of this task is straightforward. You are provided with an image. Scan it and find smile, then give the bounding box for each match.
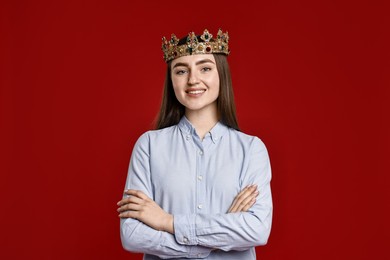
[186,89,206,95]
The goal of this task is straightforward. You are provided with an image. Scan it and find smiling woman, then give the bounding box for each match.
[117,29,273,259]
[157,52,239,134]
[170,55,220,136]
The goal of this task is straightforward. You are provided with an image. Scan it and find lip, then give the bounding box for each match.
[185,88,206,97]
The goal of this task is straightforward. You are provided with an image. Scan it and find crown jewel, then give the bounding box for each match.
[161,29,230,62]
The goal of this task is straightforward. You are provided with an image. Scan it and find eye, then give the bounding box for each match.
[174,69,188,75]
[201,67,212,72]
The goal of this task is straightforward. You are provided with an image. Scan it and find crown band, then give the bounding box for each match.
[161,29,230,62]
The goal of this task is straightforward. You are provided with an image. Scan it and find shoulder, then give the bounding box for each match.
[131,125,180,157]
[228,130,271,171]
[134,125,178,146]
[226,128,267,149]
[225,128,270,161]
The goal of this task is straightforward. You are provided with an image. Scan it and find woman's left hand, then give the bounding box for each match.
[117,190,174,234]
[228,185,259,213]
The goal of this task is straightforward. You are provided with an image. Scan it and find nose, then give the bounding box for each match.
[187,71,200,85]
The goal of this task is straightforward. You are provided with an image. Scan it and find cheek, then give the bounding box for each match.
[172,86,181,99]
[171,79,180,93]
[171,76,185,90]
[208,74,220,93]
[171,83,184,102]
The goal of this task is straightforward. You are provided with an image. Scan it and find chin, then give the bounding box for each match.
[185,106,205,112]
[186,103,216,112]
[180,99,217,113]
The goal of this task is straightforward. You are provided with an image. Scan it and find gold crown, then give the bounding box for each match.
[161,29,230,62]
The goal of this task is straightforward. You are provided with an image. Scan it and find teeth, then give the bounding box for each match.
[188,90,205,94]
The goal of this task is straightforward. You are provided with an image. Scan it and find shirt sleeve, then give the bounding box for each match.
[120,132,212,259]
[173,137,273,252]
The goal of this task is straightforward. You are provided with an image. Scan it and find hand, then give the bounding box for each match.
[228,185,259,213]
[117,190,174,234]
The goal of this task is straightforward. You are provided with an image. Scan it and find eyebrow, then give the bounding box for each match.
[172,58,215,69]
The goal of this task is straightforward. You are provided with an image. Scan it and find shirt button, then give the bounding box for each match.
[197,175,203,181]
[186,135,191,141]
[198,204,203,209]
[199,150,203,155]
[183,237,189,244]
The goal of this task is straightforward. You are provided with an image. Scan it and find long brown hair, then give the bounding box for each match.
[155,54,239,130]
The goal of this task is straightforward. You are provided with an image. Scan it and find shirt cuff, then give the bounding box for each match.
[173,214,197,246]
[188,245,211,258]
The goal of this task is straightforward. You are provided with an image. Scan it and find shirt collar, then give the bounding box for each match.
[178,116,228,143]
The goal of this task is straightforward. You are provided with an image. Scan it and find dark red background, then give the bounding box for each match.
[1,0,389,259]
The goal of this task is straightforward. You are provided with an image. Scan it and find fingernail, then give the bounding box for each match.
[117,201,120,205]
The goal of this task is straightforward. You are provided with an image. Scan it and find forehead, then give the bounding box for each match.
[171,54,215,67]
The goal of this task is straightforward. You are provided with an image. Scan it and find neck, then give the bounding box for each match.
[185,107,219,140]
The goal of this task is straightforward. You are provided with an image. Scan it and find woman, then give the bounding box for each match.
[117,29,273,259]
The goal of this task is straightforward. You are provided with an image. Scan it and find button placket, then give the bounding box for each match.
[196,145,205,214]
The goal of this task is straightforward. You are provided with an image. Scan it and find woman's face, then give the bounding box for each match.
[171,54,220,114]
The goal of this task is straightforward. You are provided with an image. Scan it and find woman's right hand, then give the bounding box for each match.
[228,185,259,213]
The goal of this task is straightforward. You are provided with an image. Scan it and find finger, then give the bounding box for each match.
[229,185,257,213]
[117,196,146,212]
[118,210,139,219]
[236,190,259,212]
[117,195,144,207]
[236,185,255,198]
[117,201,143,213]
[228,185,252,212]
[242,198,256,211]
[124,189,150,200]
[229,185,257,212]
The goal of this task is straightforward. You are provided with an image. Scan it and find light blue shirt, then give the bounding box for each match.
[120,116,273,259]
